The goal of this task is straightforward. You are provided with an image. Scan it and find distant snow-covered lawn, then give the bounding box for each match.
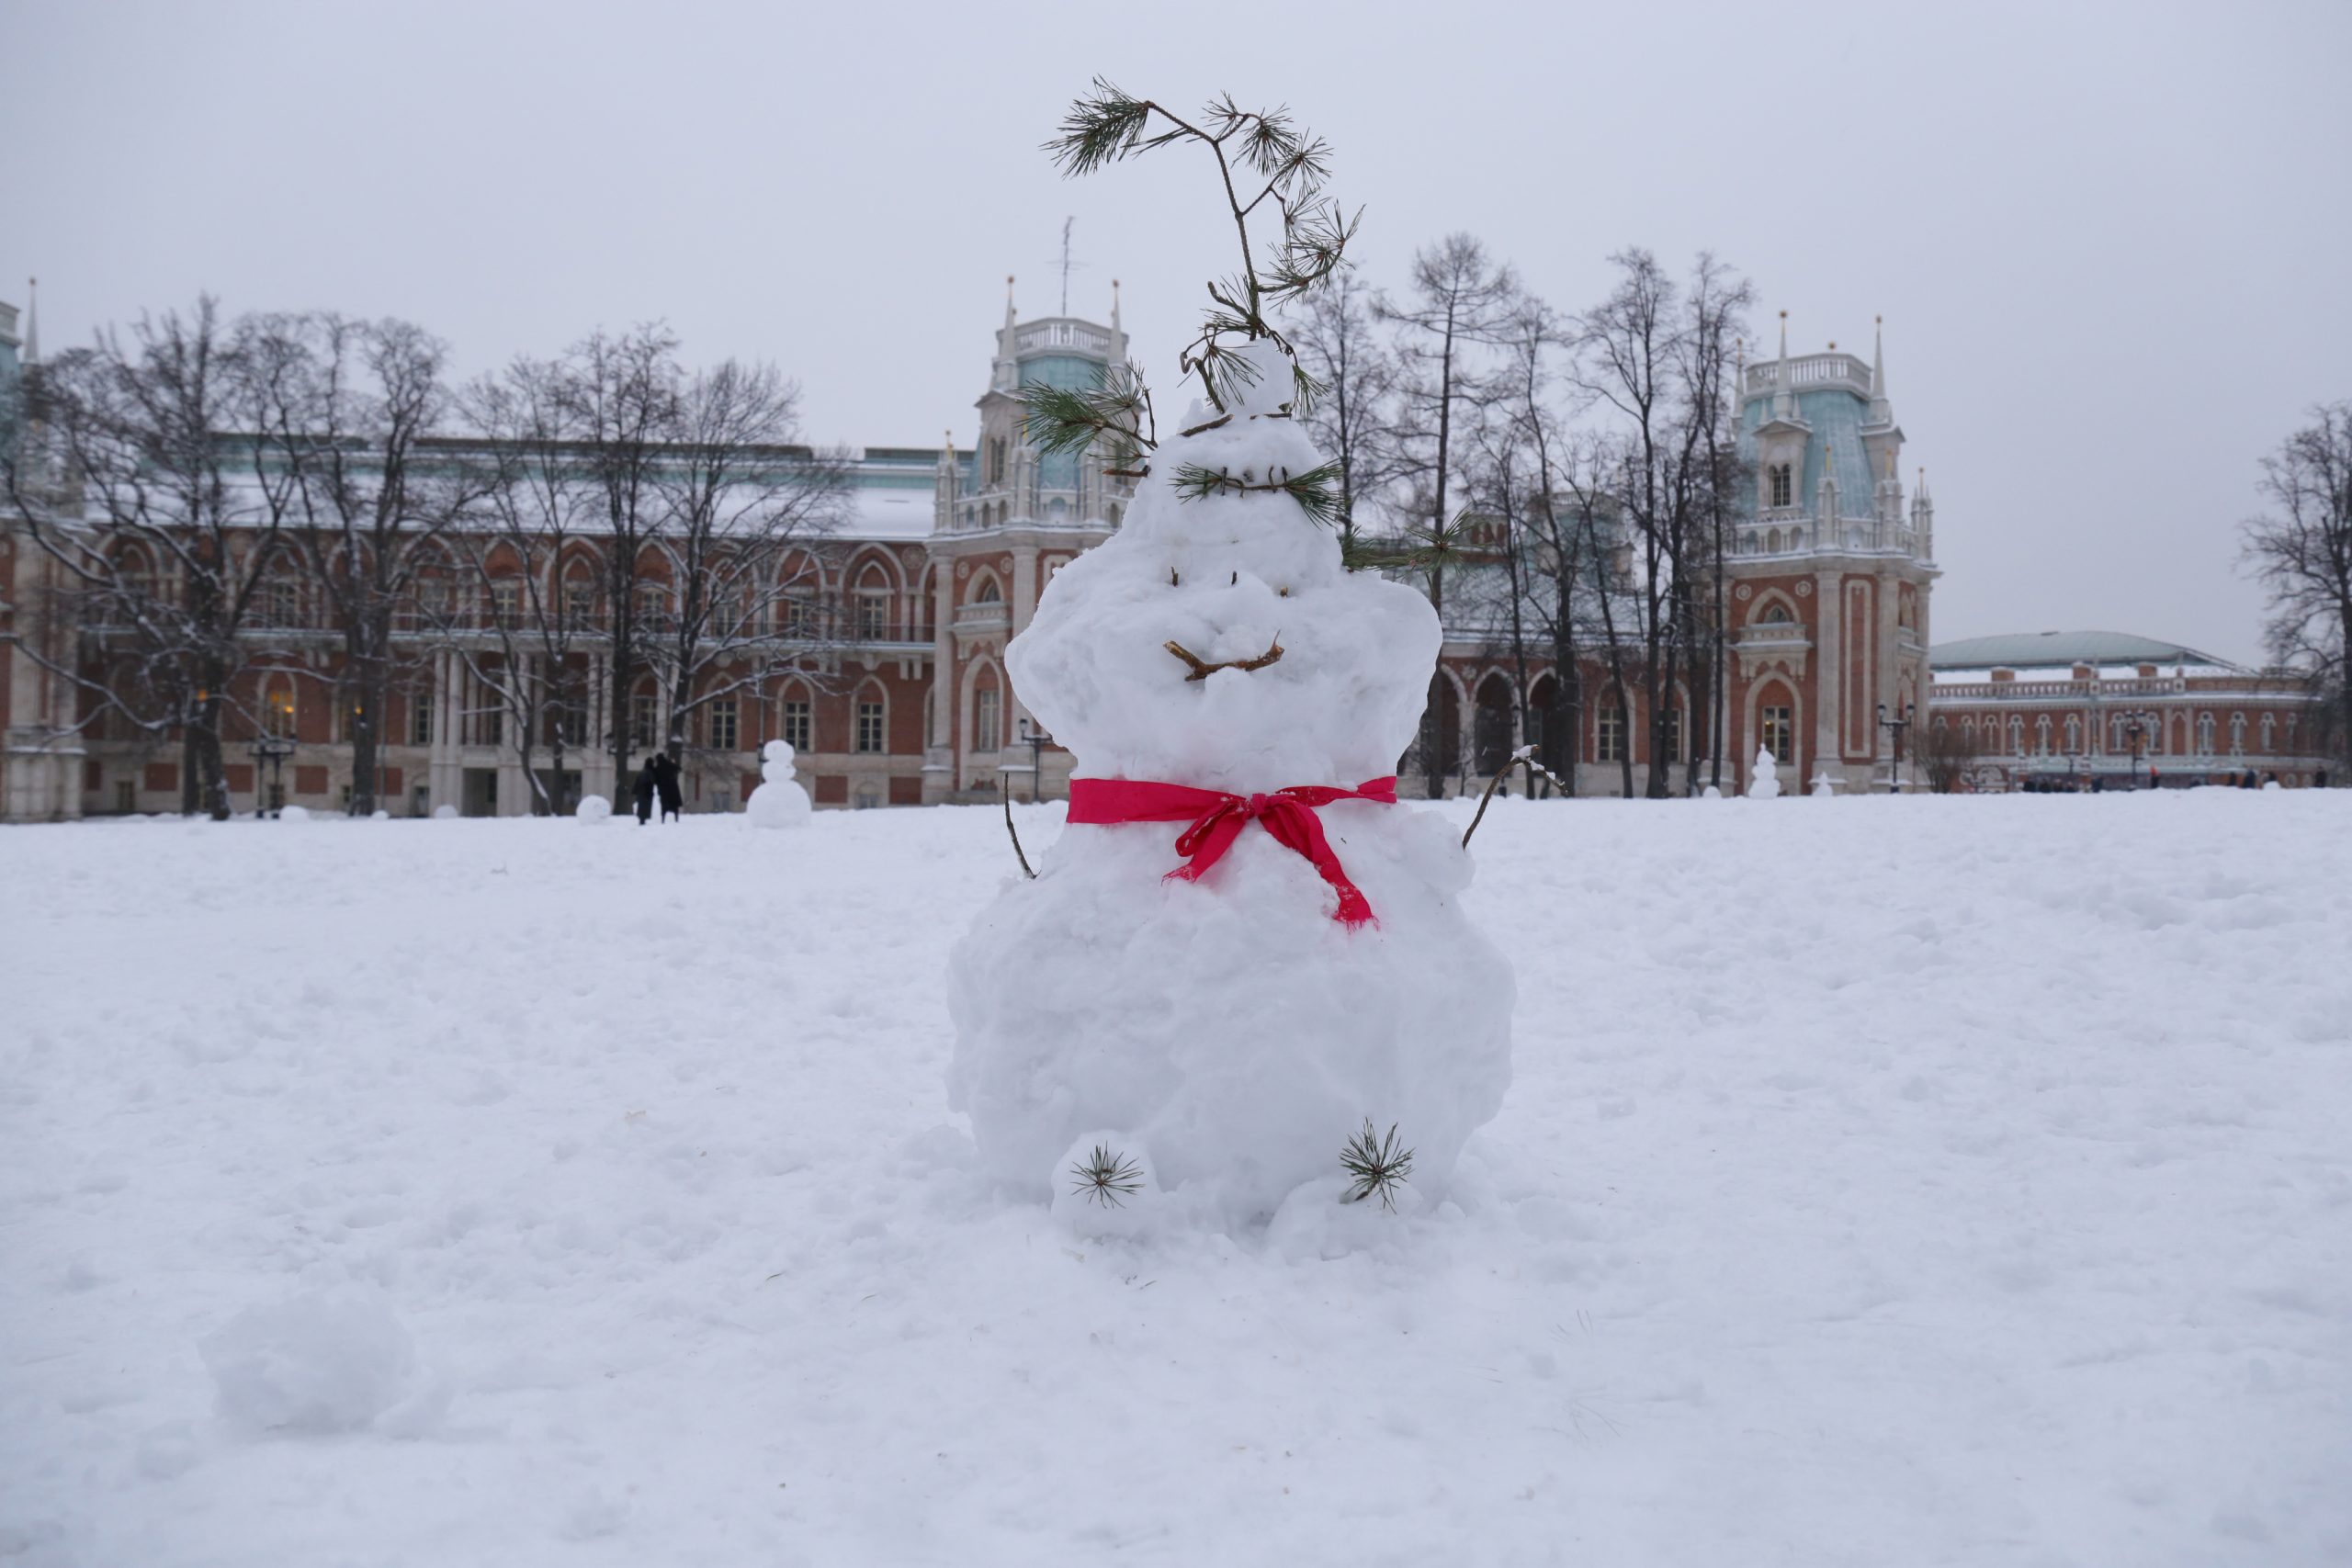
[4,793,2348,1566]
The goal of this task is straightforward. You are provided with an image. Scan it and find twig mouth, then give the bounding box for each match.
[1165,637,1284,682]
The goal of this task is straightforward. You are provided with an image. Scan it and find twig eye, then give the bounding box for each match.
[1278,586,1289,597]
[1229,570,1238,585]
[1169,568,1180,587]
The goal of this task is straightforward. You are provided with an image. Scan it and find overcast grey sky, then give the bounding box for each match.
[5,0,2346,662]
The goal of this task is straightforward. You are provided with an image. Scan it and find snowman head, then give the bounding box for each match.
[762,739,797,780]
[1008,341,1439,792]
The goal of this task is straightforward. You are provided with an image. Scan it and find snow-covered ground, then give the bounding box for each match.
[4,792,2348,1565]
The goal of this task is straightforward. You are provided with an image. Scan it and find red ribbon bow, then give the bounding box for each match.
[1065,775,1398,927]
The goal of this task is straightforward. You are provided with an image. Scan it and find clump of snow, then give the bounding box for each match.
[952,337,1513,1225]
[198,1285,423,1435]
[1747,746,1782,799]
[276,805,311,823]
[574,795,612,824]
[431,804,458,820]
[747,739,811,829]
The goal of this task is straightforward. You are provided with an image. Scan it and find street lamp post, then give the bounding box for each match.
[2118,708,2156,791]
[1876,701,1916,793]
[250,737,296,818]
[1019,716,1053,804]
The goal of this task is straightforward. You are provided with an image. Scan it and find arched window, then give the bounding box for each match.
[1766,527,1782,553]
[2064,715,2081,754]
[263,676,298,740]
[854,564,892,640]
[2035,715,2052,755]
[2228,712,2246,756]
[1758,603,1793,626]
[2197,713,2215,755]
[2007,716,2024,756]
[2260,713,2277,753]
[630,678,659,752]
[975,577,1002,606]
[561,569,597,631]
[975,685,1001,753]
[1768,463,1792,509]
[1597,703,1625,763]
[777,686,812,751]
[634,581,669,627]
[1472,674,1514,776]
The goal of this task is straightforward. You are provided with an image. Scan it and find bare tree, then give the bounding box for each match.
[1286,262,1398,554]
[250,312,464,815]
[650,360,851,771]
[2241,400,2352,777]
[562,325,684,790]
[1468,295,1579,795]
[437,353,601,815]
[1918,718,1981,794]
[1574,249,1748,797]
[6,299,302,818]
[1380,233,1519,796]
[1555,437,1640,798]
[1671,255,1752,792]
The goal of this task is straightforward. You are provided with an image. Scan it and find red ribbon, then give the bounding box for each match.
[1065,774,1398,927]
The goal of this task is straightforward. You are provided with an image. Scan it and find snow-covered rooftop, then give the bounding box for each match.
[1928,630,2238,671]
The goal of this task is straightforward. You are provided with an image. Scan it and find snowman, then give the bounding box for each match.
[1747,745,1783,800]
[747,739,811,829]
[947,339,1515,1224]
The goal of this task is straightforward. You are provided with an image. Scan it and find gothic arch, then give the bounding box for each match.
[850,673,891,754]
[960,651,1008,766]
[1472,671,1516,776]
[1743,674,1804,781]
[1747,588,1801,626]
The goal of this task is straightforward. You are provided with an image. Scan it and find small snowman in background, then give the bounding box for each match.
[948,83,1513,1229]
[1808,771,1838,797]
[1747,745,1782,800]
[747,739,811,829]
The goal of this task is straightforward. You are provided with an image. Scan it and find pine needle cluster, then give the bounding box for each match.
[1069,1144,1146,1207]
[1019,361,1157,474]
[1340,1120,1416,1211]
[1169,460,1346,529]
[1040,78,1360,418]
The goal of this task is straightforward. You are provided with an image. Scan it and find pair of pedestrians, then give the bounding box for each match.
[632,752,682,825]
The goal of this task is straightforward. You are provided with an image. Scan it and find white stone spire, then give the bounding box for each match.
[1770,310,1794,422]
[1868,314,1892,425]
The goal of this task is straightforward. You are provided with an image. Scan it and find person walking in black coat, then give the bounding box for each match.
[632,758,658,825]
[654,750,684,823]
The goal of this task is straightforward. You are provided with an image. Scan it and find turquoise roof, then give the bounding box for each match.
[1018,354,1105,392]
[1928,630,2235,671]
[1738,385,1877,513]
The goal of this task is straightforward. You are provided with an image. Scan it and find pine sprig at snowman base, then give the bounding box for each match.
[946,83,1514,1230]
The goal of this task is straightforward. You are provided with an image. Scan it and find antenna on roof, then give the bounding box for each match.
[1059,217,1075,316]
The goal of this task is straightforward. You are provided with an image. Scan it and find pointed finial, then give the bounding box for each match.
[22,276,38,365]
[1004,274,1017,324]
[1111,277,1122,328]
[1869,316,1892,422]
[1771,310,1794,419]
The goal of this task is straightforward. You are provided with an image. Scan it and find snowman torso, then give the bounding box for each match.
[947,342,1514,1224]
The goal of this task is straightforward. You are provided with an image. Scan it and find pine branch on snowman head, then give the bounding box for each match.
[1039,77,1362,418]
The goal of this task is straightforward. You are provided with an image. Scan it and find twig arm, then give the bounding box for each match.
[1003,786,1036,879]
[1462,744,1570,850]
